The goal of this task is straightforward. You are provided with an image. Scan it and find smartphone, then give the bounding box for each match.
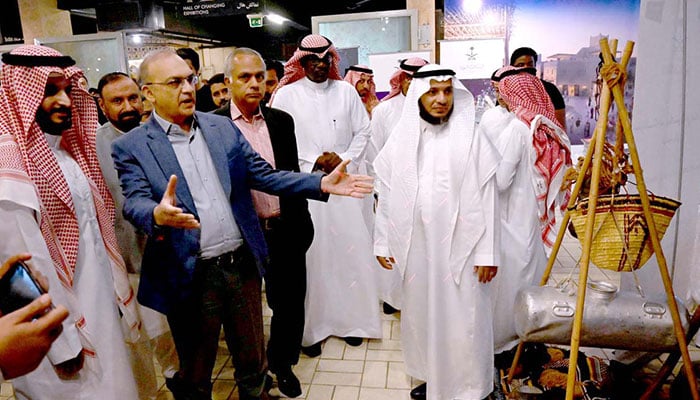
[0,261,48,315]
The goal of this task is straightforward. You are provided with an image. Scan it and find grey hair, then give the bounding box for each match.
[138,48,178,86]
[223,47,266,79]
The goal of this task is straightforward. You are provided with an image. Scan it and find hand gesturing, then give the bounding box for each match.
[320,159,374,198]
[153,175,200,229]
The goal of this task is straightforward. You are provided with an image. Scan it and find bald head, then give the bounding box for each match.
[139,49,180,87]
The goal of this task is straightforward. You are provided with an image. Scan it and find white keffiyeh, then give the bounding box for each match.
[373,64,501,284]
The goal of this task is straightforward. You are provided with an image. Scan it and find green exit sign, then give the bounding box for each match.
[248,15,263,28]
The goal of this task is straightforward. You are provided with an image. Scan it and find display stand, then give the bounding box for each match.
[506,37,699,400]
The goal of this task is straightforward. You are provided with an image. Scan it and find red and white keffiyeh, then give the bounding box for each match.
[0,45,139,347]
[343,65,379,116]
[275,34,343,91]
[497,68,571,249]
[382,57,429,102]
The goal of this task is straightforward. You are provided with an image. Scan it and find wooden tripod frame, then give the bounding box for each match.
[506,37,699,400]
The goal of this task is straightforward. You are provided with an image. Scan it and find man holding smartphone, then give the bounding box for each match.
[0,45,140,399]
[0,253,69,381]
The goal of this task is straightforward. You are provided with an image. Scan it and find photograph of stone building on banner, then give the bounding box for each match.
[441,0,640,147]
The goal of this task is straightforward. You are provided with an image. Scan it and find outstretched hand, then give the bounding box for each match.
[320,159,374,198]
[153,175,200,229]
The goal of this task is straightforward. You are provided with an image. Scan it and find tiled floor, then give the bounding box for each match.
[2,230,697,399]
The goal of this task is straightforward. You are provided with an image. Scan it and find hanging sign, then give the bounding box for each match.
[181,0,261,18]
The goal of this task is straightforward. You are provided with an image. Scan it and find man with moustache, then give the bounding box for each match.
[0,45,140,399]
[95,72,179,400]
[214,47,311,398]
[111,48,374,400]
[207,73,230,108]
[374,64,500,400]
[272,34,382,356]
[262,59,283,106]
[343,65,379,117]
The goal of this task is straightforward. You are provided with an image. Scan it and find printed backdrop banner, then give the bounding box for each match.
[439,39,505,80]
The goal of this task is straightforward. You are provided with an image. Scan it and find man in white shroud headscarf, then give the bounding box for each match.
[373,64,501,400]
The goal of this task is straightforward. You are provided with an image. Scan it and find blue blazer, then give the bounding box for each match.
[111,112,327,314]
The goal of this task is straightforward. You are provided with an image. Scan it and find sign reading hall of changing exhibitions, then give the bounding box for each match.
[181,0,261,18]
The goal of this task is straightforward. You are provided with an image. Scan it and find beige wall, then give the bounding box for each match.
[407,0,435,62]
[18,0,72,44]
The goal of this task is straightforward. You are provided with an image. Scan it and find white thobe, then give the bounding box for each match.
[367,95,406,309]
[477,105,513,152]
[375,121,498,400]
[273,78,382,344]
[0,135,138,400]
[367,94,405,174]
[487,117,547,353]
[96,122,179,399]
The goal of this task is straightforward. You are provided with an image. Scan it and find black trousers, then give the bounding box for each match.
[167,246,267,399]
[262,218,308,372]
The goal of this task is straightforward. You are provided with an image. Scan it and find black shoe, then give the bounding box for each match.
[343,336,363,346]
[410,383,426,400]
[382,302,399,314]
[272,367,302,398]
[166,374,211,400]
[301,342,322,357]
[166,374,188,399]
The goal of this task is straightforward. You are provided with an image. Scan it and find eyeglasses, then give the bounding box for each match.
[145,74,197,89]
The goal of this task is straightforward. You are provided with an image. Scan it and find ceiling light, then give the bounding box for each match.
[266,13,287,25]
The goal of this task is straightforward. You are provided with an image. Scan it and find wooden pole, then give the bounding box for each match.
[506,40,622,387]
[599,38,699,400]
[563,57,613,400]
[641,306,700,398]
[563,38,622,400]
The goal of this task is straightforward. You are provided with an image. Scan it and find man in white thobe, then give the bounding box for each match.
[95,71,179,399]
[374,64,500,400]
[486,67,571,353]
[0,45,139,399]
[367,57,428,313]
[272,34,381,354]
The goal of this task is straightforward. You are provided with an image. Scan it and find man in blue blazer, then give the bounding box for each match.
[111,49,372,400]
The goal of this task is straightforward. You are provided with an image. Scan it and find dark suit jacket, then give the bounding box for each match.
[213,103,314,251]
[111,111,326,314]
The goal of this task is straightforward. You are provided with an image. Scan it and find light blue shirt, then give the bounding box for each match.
[153,111,243,259]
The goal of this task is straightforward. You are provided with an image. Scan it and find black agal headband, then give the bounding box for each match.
[345,65,373,74]
[2,53,76,68]
[491,67,537,82]
[412,69,456,79]
[399,59,424,73]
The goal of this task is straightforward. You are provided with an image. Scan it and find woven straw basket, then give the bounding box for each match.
[568,194,681,272]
